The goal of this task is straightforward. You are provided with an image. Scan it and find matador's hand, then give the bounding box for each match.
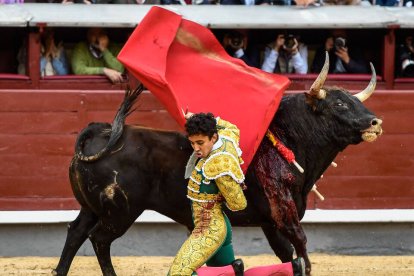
[182,108,194,120]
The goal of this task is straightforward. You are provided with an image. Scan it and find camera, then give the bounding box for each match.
[230,36,243,48]
[335,37,346,51]
[284,34,296,49]
[89,41,103,59]
[399,40,414,77]
[401,59,414,77]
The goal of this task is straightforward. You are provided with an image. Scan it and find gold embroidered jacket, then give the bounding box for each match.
[187,117,247,211]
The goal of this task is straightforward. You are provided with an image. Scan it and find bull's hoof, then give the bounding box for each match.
[292,257,306,276]
[51,269,58,276]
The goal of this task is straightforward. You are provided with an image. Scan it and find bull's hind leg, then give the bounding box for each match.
[88,223,117,276]
[88,214,141,276]
[53,208,98,276]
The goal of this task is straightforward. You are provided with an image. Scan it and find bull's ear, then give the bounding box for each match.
[305,92,318,111]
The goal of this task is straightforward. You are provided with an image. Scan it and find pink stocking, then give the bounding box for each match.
[196,264,235,276]
[244,262,293,276]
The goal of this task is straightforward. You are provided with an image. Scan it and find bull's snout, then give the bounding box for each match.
[361,117,383,142]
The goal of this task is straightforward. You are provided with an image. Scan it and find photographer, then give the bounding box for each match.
[311,30,368,74]
[261,33,308,74]
[397,35,414,77]
[222,30,260,68]
[71,28,124,83]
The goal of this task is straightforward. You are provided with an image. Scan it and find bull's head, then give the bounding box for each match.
[305,52,383,146]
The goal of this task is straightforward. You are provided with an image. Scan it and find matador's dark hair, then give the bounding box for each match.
[185,112,217,139]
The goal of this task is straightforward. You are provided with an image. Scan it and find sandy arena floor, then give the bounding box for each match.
[0,254,413,276]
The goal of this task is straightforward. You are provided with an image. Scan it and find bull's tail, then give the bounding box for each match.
[75,84,144,162]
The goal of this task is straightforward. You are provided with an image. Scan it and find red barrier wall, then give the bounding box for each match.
[0,89,412,210]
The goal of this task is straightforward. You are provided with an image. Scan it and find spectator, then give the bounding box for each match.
[16,41,27,75]
[292,0,316,4]
[71,28,124,83]
[322,0,361,4]
[311,30,369,74]
[219,0,270,4]
[160,0,208,4]
[17,28,69,76]
[372,0,396,5]
[95,0,158,4]
[261,33,308,74]
[400,0,413,6]
[0,0,24,3]
[40,29,69,77]
[61,0,93,3]
[222,30,260,68]
[219,0,316,5]
[397,35,414,77]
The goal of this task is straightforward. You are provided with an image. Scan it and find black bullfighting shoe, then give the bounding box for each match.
[292,257,306,276]
[231,258,244,276]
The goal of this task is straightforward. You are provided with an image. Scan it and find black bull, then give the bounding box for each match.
[54,58,383,276]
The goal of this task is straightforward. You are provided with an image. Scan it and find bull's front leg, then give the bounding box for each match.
[260,223,294,262]
[252,145,311,274]
[279,214,311,275]
[258,176,311,274]
[261,193,311,274]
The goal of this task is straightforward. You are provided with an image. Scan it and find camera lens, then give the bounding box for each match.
[335,37,346,50]
[231,37,242,47]
[402,59,414,76]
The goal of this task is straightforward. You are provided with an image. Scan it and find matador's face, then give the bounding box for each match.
[188,133,218,159]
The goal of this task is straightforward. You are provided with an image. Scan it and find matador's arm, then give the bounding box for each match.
[216,118,240,144]
[216,175,247,212]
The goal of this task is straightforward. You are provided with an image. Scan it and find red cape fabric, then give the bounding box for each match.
[118,6,290,172]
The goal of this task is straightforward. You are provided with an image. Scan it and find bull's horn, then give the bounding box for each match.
[309,51,329,99]
[355,63,376,102]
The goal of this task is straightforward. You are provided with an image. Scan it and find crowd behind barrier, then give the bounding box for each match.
[0,5,413,88]
[1,27,411,80]
[2,0,413,6]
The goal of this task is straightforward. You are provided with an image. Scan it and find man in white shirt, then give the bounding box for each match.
[261,33,308,74]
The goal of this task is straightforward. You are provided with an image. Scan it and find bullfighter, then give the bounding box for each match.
[168,112,305,276]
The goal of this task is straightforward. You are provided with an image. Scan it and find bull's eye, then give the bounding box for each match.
[334,101,348,110]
